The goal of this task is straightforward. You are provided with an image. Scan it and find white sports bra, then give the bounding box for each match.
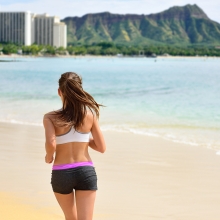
[56,127,90,145]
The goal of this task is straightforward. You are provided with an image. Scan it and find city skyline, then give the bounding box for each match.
[0,0,220,23]
[0,12,67,47]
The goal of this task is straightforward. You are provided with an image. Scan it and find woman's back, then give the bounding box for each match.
[44,110,94,165]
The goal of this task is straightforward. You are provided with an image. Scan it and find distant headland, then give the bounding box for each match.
[62,4,220,46]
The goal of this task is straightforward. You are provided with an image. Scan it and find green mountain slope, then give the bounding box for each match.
[62,4,220,45]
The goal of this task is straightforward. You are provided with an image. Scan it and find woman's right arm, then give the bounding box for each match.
[43,114,56,163]
[89,116,106,153]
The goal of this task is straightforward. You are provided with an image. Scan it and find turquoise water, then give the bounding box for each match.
[0,57,220,149]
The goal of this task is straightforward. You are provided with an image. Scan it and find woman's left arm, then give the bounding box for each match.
[43,114,56,164]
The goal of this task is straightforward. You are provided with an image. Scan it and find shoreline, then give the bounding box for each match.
[1,122,220,219]
[0,54,219,59]
[1,119,219,152]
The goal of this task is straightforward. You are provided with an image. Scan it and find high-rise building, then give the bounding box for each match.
[32,13,66,48]
[0,11,67,48]
[53,22,67,48]
[0,12,32,45]
[32,14,55,46]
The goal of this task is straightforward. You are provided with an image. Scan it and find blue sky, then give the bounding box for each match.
[0,0,220,23]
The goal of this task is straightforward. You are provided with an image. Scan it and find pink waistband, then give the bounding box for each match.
[52,161,94,170]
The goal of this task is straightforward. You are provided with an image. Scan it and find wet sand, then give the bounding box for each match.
[1,122,220,220]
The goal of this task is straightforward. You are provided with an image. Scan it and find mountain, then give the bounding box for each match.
[62,4,220,46]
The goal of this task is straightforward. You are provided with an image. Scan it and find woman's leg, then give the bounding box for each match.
[75,190,96,220]
[54,192,77,220]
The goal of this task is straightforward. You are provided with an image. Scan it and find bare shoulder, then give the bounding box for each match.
[43,111,57,127]
[85,109,94,120]
[83,109,96,126]
[44,111,56,119]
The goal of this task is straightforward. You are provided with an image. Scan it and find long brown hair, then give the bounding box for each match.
[55,72,102,128]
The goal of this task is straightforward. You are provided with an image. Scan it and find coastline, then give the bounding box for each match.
[1,122,220,219]
[0,54,219,59]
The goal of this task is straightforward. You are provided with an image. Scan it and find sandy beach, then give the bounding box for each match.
[1,122,220,220]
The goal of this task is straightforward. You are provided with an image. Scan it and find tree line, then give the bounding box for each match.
[1,42,220,56]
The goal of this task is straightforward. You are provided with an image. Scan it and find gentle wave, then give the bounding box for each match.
[1,119,220,151]
[0,94,58,100]
[92,86,176,98]
[100,124,220,150]
[0,119,42,127]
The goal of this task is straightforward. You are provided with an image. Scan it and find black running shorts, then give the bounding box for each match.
[51,166,98,194]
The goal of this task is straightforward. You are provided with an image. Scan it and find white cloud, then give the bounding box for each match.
[0,0,220,23]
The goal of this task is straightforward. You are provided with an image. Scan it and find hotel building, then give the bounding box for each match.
[0,12,32,45]
[32,13,66,48]
[0,11,67,48]
[53,22,67,48]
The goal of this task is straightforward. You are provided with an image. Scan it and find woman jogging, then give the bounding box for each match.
[43,72,106,220]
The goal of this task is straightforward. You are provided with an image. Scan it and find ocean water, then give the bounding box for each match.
[0,57,220,149]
